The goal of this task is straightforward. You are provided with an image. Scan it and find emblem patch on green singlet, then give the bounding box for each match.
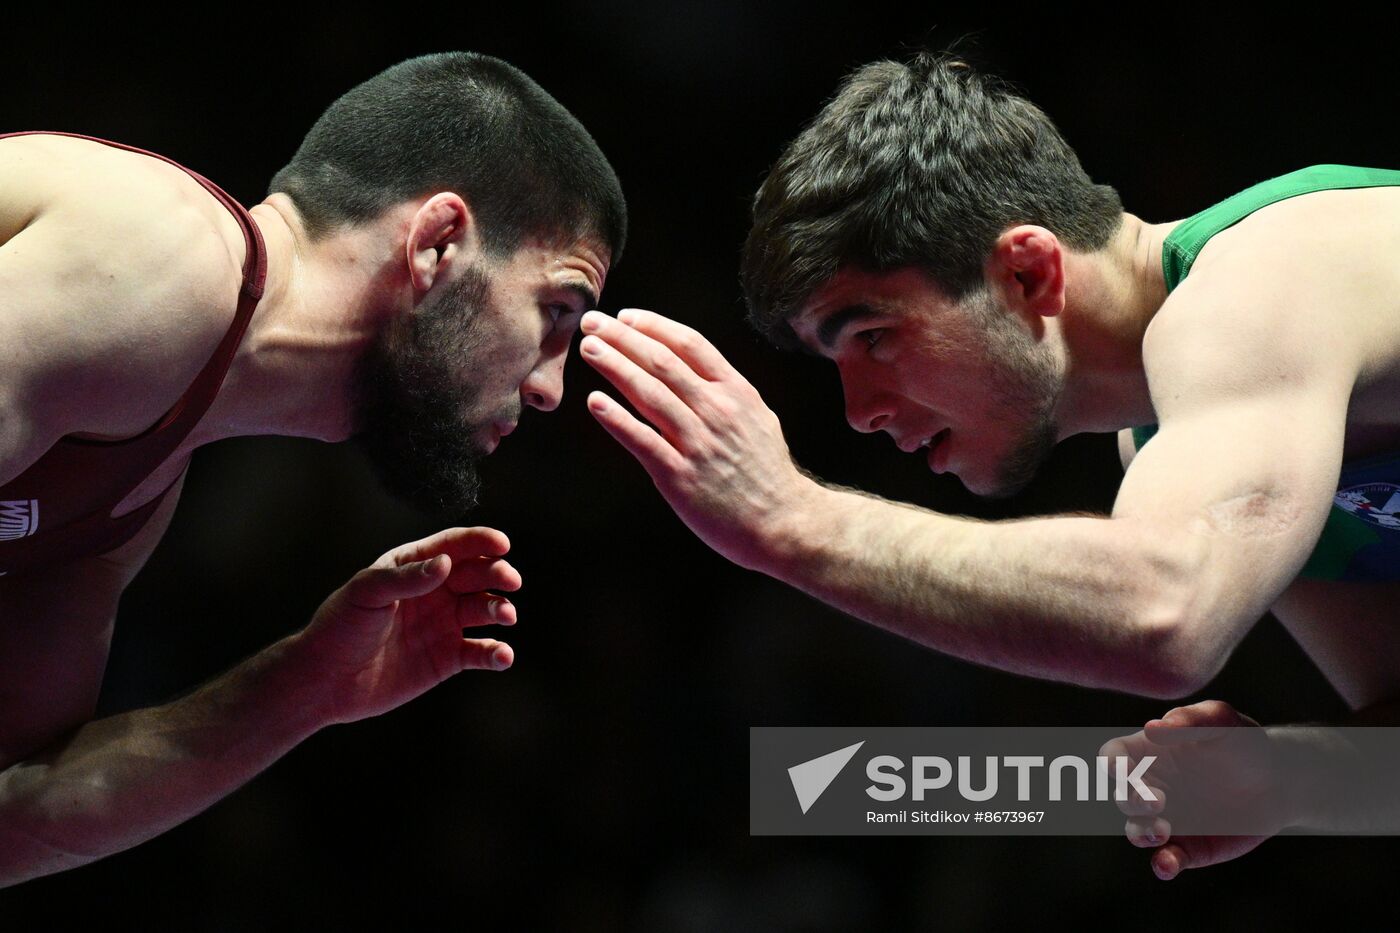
[1334,484,1400,530]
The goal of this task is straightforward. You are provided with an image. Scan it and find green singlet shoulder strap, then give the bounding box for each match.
[1161,165,1400,292]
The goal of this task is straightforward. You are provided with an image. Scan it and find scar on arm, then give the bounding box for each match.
[1192,491,1305,538]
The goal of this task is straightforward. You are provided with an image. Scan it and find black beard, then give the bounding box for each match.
[352,265,493,517]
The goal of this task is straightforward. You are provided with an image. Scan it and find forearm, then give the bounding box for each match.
[1273,697,1400,833]
[758,481,1202,696]
[0,632,327,887]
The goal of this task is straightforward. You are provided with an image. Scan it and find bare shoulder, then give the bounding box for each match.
[1155,185,1400,365]
[0,134,248,448]
[1139,191,1390,414]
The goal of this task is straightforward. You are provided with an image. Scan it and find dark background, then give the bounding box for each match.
[3,6,1397,930]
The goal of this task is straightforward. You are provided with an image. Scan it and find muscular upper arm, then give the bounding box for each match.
[0,468,187,768]
[1112,265,1355,665]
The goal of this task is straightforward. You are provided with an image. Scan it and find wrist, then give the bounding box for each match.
[1263,725,1349,831]
[256,632,343,735]
[750,475,838,578]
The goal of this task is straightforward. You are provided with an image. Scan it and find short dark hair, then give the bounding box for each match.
[742,52,1121,347]
[269,52,626,261]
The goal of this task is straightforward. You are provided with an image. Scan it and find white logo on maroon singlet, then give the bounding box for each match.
[0,499,39,541]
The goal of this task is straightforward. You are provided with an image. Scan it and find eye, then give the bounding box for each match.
[858,328,886,351]
[544,303,571,324]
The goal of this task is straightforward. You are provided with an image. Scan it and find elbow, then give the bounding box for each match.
[1130,628,1219,700]
[1118,550,1228,701]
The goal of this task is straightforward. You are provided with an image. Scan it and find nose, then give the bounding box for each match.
[841,373,895,434]
[522,347,566,412]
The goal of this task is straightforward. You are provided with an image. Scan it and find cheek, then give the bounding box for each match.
[852,343,909,381]
[477,323,540,372]
[501,341,538,378]
[884,350,949,408]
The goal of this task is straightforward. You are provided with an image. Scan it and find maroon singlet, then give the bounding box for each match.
[0,131,267,576]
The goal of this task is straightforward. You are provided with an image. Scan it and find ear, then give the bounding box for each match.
[987,225,1065,318]
[404,193,479,294]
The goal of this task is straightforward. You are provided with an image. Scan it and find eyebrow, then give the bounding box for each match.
[562,281,600,311]
[816,304,878,350]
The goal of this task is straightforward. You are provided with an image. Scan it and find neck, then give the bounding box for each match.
[1052,212,1180,437]
[188,195,400,447]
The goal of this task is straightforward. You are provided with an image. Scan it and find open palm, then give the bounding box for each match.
[298,527,522,724]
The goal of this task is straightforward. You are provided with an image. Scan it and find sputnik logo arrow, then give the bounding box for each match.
[787,741,865,814]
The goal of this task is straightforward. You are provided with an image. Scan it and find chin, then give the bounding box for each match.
[959,473,1017,501]
[976,477,1034,501]
[957,456,1039,501]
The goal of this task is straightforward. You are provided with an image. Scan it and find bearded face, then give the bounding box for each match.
[352,263,500,516]
[351,230,608,515]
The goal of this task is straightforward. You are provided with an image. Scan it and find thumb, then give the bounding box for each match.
[343,555,451,610]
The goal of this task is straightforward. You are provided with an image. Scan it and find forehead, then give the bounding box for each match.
[494,235,611,300]
[790,265,951,351]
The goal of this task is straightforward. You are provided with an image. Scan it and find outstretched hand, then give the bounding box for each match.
[294,526,521,725]
[580,308,820,571]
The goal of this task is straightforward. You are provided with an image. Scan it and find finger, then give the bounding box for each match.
[587,390,688,477]
[1160,699,1243,727]
[344,556,448,610]
[1142,726,1230,746]
[460,637,513,672]
[1101,735,1170,811]
[390,526,511,565]
[456,592,517,628]
[1100,735,1139,760]
[1117,782,1166,817]
[580,333,704,444]
[1152,843,1186,880]
[445,557,522,595]
[1101,731,1168,774]
[1144,700,1249,745]
[1125,816,1172,848]
[1151,835,1261,880]
[613,308,740,382]
[581,310,716,397]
